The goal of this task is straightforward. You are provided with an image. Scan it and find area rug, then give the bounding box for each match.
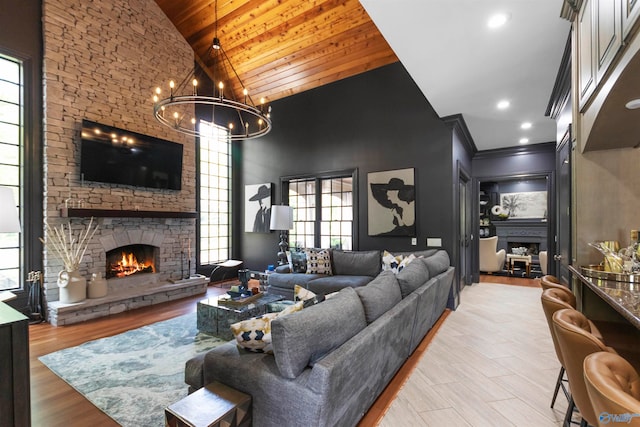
[39,312,225,426]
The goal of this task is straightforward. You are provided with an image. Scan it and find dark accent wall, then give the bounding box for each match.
[1,0,43,310]
[237,62,458,271]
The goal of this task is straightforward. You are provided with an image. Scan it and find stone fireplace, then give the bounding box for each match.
[494,221,548,263]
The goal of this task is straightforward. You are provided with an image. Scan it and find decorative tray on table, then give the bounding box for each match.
[218,292,264,307]
[580,265,640,284]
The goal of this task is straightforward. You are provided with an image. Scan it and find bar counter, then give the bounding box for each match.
[569,265,640,330]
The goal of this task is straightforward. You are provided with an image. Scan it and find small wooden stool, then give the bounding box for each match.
[165,381,251,427]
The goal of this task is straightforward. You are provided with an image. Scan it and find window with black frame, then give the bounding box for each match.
[286,171,355,251]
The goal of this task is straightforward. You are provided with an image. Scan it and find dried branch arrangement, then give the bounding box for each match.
[40,217,99,271]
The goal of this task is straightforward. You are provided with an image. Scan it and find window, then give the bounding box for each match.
[0,55,23,290]
[198,121,230,265]
[287,172,355,250]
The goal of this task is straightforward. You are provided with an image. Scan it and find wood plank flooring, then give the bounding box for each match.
[28,276,554,426]
[378,277,566,426]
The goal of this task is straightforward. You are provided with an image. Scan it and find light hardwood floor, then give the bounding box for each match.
[379,280,567,426]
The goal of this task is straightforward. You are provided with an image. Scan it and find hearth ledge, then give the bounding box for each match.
[46,275,208,326]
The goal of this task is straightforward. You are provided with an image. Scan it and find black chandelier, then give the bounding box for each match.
[152,2,272,140]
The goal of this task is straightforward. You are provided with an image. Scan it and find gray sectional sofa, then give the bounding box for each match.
[185,249,454,427]
[267,248,432,300]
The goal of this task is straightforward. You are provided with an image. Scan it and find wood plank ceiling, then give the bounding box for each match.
[154,0,398,103]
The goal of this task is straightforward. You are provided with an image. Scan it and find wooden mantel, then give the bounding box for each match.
[61,208,198,219]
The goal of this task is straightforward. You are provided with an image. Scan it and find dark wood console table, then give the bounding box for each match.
[0,302,30,426]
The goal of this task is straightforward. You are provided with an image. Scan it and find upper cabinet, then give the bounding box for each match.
[622,0,640,38]
[577,0,624,110]
[565,0,640,151]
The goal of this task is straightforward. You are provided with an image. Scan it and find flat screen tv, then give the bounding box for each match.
[80,120,183,190]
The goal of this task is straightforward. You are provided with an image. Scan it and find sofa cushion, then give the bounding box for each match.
[305,248,333,275]
[396,258,430,298]
[332,250,381,277]
[271,286,366,379]
[267,272,325,290]
[394,249,439,259]
[355,270,402,323]
[230,302,304,353]
[423,250,451,277]
[307,275,373,295]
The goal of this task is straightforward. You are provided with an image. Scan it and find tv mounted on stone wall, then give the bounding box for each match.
[80,119,183,190]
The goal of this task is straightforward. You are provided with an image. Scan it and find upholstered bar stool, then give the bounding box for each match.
[583,352,640,427]
[541,288,603,408]
[553,308,618,427]
[541,274,572,294]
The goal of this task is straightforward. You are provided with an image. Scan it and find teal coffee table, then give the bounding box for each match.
[197,293,284,340]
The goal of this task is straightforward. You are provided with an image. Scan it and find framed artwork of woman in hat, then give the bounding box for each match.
[245,183,273,233]
[367,168,416,236]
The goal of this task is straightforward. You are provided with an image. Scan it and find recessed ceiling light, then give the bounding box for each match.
[519,138,529,144]
[521,122,532,129]
[488,13,509,29]
[625,99,640,109]
[497,100,510,110]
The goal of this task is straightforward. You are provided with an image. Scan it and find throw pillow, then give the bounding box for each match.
[398,253,416,272]
[382,250,403,273]
[294,284,326,308]
[382,251,417,274]
[290,250,307,273]
[230,301,303,353]
[305,248,333,275]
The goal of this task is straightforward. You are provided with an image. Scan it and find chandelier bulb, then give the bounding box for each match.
[169,80,175,88]
[191,118,196,125]
[153,95,158,103]
[155,87,161,95]
[229,123,234,130]
[173,112,179,119]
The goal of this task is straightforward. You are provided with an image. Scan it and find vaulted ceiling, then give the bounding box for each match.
[155,0,570,150]
[154,0,398,103]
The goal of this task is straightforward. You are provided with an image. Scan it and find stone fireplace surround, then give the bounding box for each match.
[46,217,206,326]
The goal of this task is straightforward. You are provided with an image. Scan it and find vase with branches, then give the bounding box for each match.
[41,217,99,303]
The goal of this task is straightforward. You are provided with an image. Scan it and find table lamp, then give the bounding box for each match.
[270,205,293,266]
[0,187,21,302]
[0,187,20,233]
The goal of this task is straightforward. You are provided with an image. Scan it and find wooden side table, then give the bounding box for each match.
[165,381,251,427]
[506,254,532,276]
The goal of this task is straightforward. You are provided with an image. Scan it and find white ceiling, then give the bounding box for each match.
[360,0,571,151]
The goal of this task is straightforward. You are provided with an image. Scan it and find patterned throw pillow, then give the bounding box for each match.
[230,301,303,353]
[304,248,333,275]
[382,250,417,274]
[294,284,326,307]
[290,250,307,273]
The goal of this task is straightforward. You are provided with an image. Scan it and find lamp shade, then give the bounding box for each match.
[0,187,20,233]
[270,205,293,231]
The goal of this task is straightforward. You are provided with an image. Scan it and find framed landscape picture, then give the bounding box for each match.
[245,183,272,233]
[367,168,416,236]
[500,191,547,219]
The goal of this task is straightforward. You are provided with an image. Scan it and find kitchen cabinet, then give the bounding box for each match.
[565,0,640,151]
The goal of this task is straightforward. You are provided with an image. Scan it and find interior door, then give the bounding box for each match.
[459,171,472,289]
[556,126,572,283]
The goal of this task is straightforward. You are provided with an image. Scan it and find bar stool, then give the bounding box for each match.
[541,274,572,294]
[583,351,640,427]
[553,308,617,427]
[541,288,603,408]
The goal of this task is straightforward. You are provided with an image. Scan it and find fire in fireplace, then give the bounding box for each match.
[106,244,157,279]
